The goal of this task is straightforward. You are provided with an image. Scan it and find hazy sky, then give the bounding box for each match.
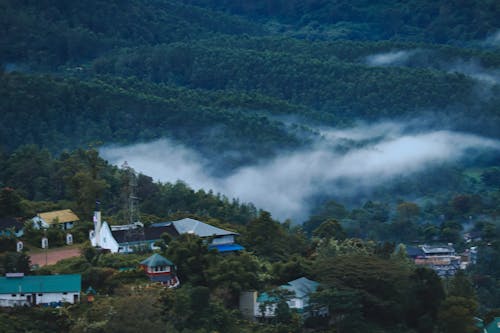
[100,122,499,222]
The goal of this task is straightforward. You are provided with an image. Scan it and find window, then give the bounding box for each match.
[11,294,16,297]
[63,292,67,295]
[38,293,43,296]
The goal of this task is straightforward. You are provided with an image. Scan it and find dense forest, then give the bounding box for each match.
[1,0,500,332]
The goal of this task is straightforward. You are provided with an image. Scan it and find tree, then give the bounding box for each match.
[313,219,346,240]
[0,187,23,217]
[242,211,289,261]
[206,252,262,307]
[0,252,31,274]
[438,296,478,333]
[396,202,420,222]
[407,268,445,333]
[314,253,412,325]
[310,287,363,333]
[165,233,212,285]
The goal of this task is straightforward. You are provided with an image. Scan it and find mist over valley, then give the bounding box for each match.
[101,121,500,221]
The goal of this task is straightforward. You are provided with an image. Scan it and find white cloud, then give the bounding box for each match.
[483,30,500,47]
[100,123,500,222]
[365,50,415,66]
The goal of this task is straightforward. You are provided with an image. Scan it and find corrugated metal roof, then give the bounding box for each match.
[111,224,178,244]
[140,253,174,267]
[38,209,79,224]
[486,317,500,333]
[209,243,244,252]
[0,274,81,294]
[256,277,319,303]
[283,277,319,299]
[171,218,237,237]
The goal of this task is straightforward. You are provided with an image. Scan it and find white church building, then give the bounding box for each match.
[90,210,243,254]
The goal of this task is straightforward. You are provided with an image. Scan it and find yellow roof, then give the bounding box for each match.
[38,209,79,225]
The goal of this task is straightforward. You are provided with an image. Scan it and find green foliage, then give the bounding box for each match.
[160,284,239,332]
[165,234,212,285]
[0,307,71,333]
[71,294,167,333]
[0,251,31,274]
[313,219,346,240]
[242,211,309,261]
[206,252,262,306]
[407,268,445,332]
[0,187,23,217]
[314,253,412,325]
[438,296,479,333]
[185,0,500,43]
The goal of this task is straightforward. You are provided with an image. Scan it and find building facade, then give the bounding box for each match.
[0,273,81,307]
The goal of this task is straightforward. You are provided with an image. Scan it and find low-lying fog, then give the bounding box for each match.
[365,50,500,86]
[100,122,500,222]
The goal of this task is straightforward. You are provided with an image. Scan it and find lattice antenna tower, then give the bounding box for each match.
[121,161,140,224]
[121,161,144,247]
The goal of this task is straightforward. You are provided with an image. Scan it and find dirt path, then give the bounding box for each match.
[29,247,81,267]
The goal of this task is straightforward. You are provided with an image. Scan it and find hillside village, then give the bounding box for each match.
[2,0,500,332]
[0,156,498,332]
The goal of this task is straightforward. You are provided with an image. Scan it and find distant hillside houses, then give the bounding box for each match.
[407,244,477,277]
[32,209,80,230]
[0,273,81,307]
[240,277,328,320]
[90,211,243,254]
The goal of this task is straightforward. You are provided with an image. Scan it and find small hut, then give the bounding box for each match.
[140,253,179,287]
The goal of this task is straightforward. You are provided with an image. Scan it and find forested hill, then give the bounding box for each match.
[1,0,500,166]
[184,0,500,44]
[0,0,262,68]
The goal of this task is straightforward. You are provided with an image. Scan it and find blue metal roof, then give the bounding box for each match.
[209,243,244,252]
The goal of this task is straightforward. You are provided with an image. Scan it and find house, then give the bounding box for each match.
[411,244,461,277]
[140,253,179,287]
[484,317,500,333]
[152,218,244,253]
[0,273,81,307]
[0,217,24,237]
[90,211,243,254]
[32,209,79,230]
[241,277,327,319]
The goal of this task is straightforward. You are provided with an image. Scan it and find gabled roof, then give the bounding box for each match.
[486,317,500,333]
[283,277,320,299]
[256,277,319,303]
[0,274,81,294]
[406,245,425,258]
[111,224,178,244]
[37,209,79,224]
[170,218,237,237]
[420,244,455,255]
[140,253,174,267]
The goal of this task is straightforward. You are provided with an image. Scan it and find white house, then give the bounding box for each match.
[0,273,81,307]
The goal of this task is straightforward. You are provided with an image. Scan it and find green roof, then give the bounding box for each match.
[140,253,174,267]
[0,274,81,294]
[486,317,500,333]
